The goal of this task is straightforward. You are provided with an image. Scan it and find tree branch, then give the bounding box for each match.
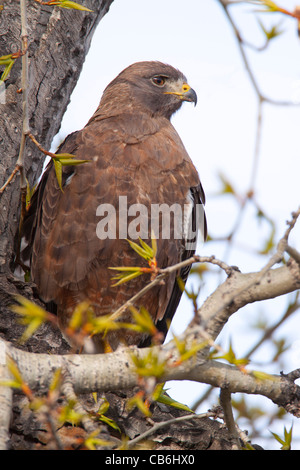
[219,388,240,449]
[0,343,13,450]
[110,255,233,323]
[197,207,300,345]
[2,325,300,419]
[127,410,217,449]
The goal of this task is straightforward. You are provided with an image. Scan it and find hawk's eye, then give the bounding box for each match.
[151,76,166,87]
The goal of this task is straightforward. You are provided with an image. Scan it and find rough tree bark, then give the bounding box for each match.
[0,0,113,273]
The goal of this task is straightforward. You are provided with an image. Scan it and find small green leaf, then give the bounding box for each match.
[53,158,63,192]
[52,153,89,165]
[218,172,236,195]
[126,238,152,261]
[47,0,93,12]
[57,0,93,11]
[95,398,121,432]
[258,19,284,41]
[0,58,14,82]
[138,237,155,258]
[0,54,15,64]
[25,178,36,210]
[0,357,32,398]
[153,383,194,413]
[97,398,110,415]
[130,349,166,379]
[109,267,143,286]
[211,339,249,368]
[173,333,208,363]
[49,368,63,393]
[52,154,90,191]
[84,430,112,450]
[54,153,76,158]
[270,425,293,450]
[251,370,278,381]
[129,306,157,337]
[98,414,121,432]
[109,237,157,286]
[259,226,276,254]
[58,399,83,426]
[53,153,89,166]
[151,231,157,257]
[249,0,280,13]
[4,356,23,387]
[126,392,152,417]
[68,300,92,330]
[11,295,48,343]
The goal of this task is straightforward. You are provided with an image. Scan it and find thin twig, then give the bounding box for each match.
[213,0,299,268]
[127,410,217,449]
[61,368,117,449]
[245,292,300,359]
[257,206,300,280]
[219,0,262,99]
[219,388,241,449]
[44,410,64,450]
[109,255,233,322]
[0,166,21,193]
[282,368,300,382]
[61,370,99,436]
[27,132,58,159]
[249,99,263,192]
[17,0,29,184]
[219,0,300,107]
[0,1,29,195]
[195,207,300,352]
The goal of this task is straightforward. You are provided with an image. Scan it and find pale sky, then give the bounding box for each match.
[52,0,300,448]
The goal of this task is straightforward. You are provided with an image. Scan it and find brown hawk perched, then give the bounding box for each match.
[22,61,206,351]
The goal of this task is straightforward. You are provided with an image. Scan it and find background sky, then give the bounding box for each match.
[51,0,300,448]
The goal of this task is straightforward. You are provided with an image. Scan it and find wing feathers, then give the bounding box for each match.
[23,112,206,347]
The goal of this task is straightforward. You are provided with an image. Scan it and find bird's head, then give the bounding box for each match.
[100,61,197,120]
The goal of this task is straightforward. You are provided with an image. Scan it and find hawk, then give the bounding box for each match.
[22,61,207,351]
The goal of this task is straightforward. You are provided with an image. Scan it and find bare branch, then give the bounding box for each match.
[199,259,300,345]
[16,0,29,186]
[219,388,241,449]
[127,410,217,449]
[110,255,233,323]
[0,0,29,196]
[198,208,300,345]
[61,370,110,449]
[286,245,300,266]
[218,0,300,107]
[3,330,300,418]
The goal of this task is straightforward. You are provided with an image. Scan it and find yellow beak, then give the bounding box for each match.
[164,83,197,105]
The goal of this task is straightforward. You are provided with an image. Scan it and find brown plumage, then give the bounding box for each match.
[22,61,206,351]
